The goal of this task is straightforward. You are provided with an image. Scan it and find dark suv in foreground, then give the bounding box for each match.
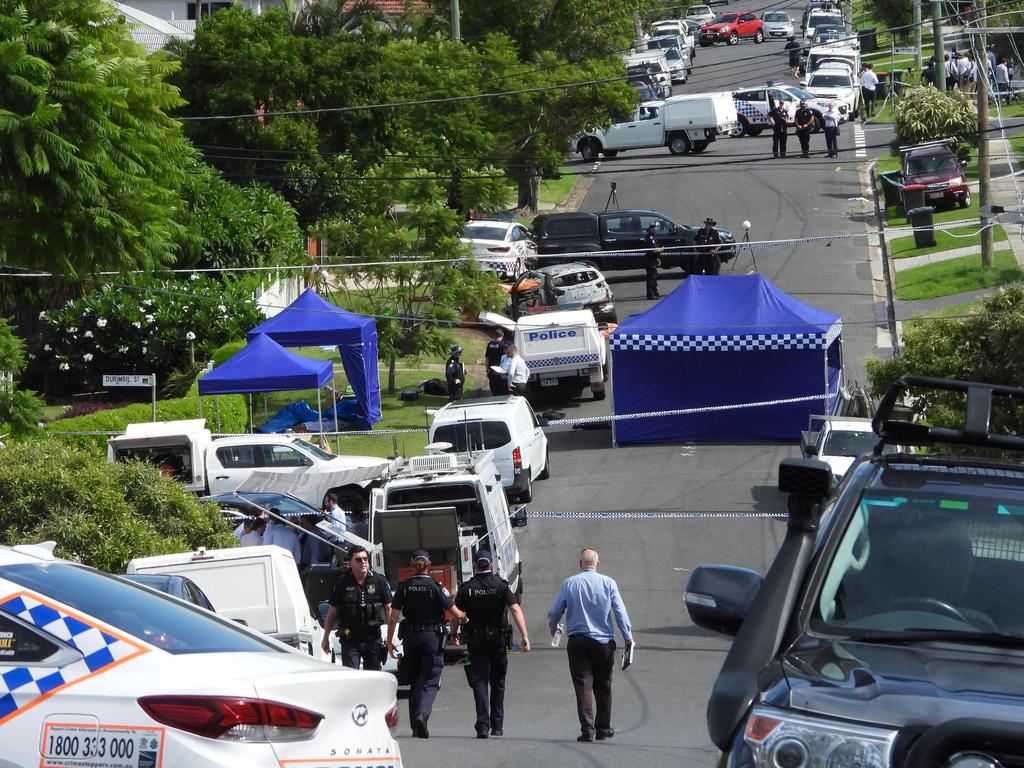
[530,209,736,273]
[687,376,1024,767]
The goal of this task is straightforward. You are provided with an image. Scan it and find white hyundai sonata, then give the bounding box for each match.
[0,543,401,768]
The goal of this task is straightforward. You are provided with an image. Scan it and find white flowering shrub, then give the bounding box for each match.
[31,278,265,393]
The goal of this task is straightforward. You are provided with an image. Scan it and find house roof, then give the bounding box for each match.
[341,0,429,13]
[116,3,194,53]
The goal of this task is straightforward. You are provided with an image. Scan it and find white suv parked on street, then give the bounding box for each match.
[428,396,549,502]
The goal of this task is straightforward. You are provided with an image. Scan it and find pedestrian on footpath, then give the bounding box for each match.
[997,57,1011,104]
[959,51,977,96]
[946,51,959,90]
[451,549,530,739]
[823,102,839,158]
[322,545,392,669]
[642,222,664,299]
[485,328,507,395]
[502,344,530,395]
[767,99,788,158]
[859,63,878,120]
[794,100,815,158]
[387,549,465,738]
[547,548,633,743]
[445,344,466,402]
[785,35,802,77]
[923,56,936,86]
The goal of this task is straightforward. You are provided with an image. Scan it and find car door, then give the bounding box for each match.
[739,13,756,34]
[639,213,688,265]
[259,444,315,483]
[209,443,260,495]
[523,405,547,477]
[599,212,645,269]
[769,88,798,122]
[601,108,645,150]
[633,104,664,146]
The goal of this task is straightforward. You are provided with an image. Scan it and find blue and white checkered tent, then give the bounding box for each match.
[610,275,842,444]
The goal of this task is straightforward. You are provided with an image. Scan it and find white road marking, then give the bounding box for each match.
[854,124,867,158]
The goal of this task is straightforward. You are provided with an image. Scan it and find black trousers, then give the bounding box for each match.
[402,630,444,722]
[824,126,838,156]
[566,634,615,737]
[772,128,787,157]
[340,635,383,671]
[861,87,876,115]
[487,370,505,395]
[796,129,811,156]
[447,382,463,401]
[645,266,659,299]
[465,635,508,732]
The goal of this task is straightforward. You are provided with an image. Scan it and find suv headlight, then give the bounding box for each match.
[744,707,897,768]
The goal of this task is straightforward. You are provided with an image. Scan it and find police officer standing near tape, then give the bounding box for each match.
[445,345,466,402]
[485,329,507,395]
[692,218,723,275]
[642,223,664,299]
[767,99,788,159]
[794,100,815,158]
[321,545,392,669]
[387,549,465,738]
[450,549,531,739]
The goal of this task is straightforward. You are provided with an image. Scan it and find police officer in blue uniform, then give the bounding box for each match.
[451,549,531,738]
[320,545,392,670]
[387,549,465,738]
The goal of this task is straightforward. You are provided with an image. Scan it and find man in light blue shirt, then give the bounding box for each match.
[547,548,633,743]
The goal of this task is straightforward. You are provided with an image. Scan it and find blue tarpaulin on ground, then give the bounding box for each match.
[247,289,381,429]
[255,400,322,433]
[609,275,843,444]
[199,333,333,396]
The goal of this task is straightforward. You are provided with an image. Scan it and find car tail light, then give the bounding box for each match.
[488,246,511,253]
[512,447,522,471]
[138,696,323,742]
[385,700,400,730]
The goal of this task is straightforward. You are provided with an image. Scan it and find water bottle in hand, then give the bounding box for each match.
[551,624,565,648]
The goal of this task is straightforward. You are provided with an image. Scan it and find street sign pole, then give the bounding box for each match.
[101,373,158,422]
[151,372,157,422]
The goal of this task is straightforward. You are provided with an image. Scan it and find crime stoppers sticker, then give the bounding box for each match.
[40,724,164,768]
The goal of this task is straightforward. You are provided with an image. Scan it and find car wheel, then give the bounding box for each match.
[518,474,533,503]
[746,127,763,137]
[580,140,600,162]
[668,133,691,154]
[960,190,971,208]
[537,449,550,480]
[728,32,739,45]
[754,29,763,43]
[692,140,709,152]
[603,149,618,158]
[729,121,747,138]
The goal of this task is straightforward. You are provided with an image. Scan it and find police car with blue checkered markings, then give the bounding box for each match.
[731,82,846,137]
[0,542,401,768]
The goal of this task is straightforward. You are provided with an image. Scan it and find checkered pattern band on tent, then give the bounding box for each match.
[612,322,842,353]
[0,593,146,723]
[527,353,600,369]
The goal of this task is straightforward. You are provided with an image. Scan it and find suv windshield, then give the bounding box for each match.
[809,73,851,87]
[813,465,1024,637]
[292,437,334,461]
[1,563,279,654]
[907,154,959,174]
[764,12,789,21]
[713,14,739,23]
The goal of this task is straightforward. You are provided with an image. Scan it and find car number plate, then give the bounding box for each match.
[42,724,164,768]
[540,377,559,387]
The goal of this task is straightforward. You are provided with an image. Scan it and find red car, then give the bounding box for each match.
[698,12,764,46]
[901,143,971,209]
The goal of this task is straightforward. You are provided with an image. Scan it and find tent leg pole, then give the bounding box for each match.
[199,396,204,420]
[333,372,340,454]
[248,394,253,433]
[215,396,221,431]
[317,389,324,448]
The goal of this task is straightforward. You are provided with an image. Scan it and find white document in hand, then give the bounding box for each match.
[621,643,635,671]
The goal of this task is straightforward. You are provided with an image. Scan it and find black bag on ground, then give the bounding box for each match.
[400,388,421,401]
[421,378,448,396]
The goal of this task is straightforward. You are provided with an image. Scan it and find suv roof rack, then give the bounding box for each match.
[898,139,953,155]
[872,375,1024,452]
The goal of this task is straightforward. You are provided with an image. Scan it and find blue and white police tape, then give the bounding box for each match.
[526,510,785,519]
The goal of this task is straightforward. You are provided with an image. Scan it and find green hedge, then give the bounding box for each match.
[0,437,236,572]
[211,339,246,367]
[45,385,248,447]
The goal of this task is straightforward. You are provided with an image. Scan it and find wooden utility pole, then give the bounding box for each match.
[977,0,993,267]
[913,0,923,72]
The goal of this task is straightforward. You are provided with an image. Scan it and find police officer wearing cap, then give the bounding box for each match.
[321,545,392,670]
[450,549,530,739]
[445,345,466,402]
[485,329,507,395]
[642,223,665,300]
[387,549,465,738]
[692,218,723,276]
[767,100,788,159]
[794,101,815,158]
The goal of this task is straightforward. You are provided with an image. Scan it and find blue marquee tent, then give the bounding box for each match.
[610,275,842,444]
[199,333,333,395]
[247,289,382,428]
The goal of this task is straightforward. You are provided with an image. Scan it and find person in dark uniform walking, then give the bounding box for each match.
[320,545,392,669]
[450,549,531,739]
[767,99,788,158]
[445,345,466,402]
[691,218,723,276]
[794,100,815,158]
[485,329,507,396]
[387,549,465,738]
[642,222,665,299]
[785,35,802,77]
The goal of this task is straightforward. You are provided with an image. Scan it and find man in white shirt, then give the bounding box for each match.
[859,63,879,121]
[822,103,839,159]
[503,344,530,395]
[945,52,959,90]
[996,56,1011,104]
[959,52,977,95]
[265,511,303,565]
[240,518,265,547]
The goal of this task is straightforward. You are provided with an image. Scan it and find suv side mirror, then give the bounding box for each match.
[684,565,763,636]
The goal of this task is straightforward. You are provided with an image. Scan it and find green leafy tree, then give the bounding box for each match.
[177,160,307,270]
[866,0,913,37]
[0,317,42,435]
[0,436,235,571]
[892,86,977,160]
[0,0,193,279]
[866,287,1024,434]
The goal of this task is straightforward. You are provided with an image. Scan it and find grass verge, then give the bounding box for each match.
[889,223,1008,259]
[894,250,1022,300]
[901,296,986,332]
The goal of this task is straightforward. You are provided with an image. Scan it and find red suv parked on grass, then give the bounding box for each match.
[698,12,764,46]
[901,142,971,209]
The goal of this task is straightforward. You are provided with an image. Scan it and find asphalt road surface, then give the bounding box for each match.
[400,11,889,766]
